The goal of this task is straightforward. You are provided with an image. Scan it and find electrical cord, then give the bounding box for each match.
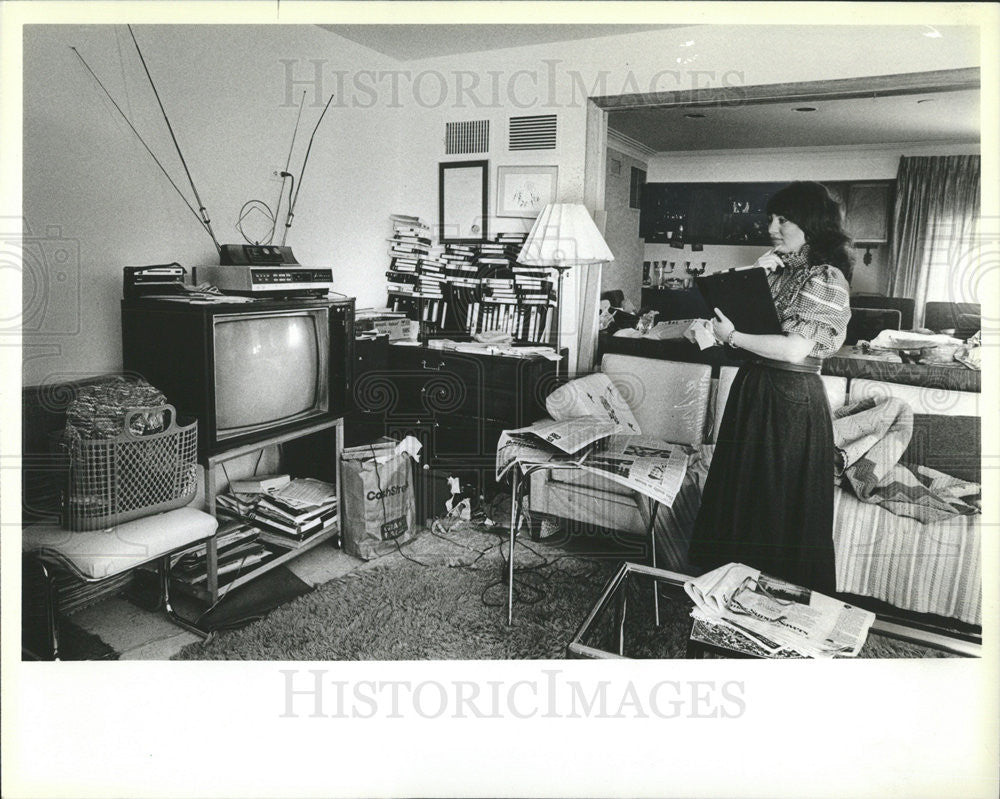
[474,489,609,610]
[370,445,438,568]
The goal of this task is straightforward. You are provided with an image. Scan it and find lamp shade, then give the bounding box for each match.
[518,203,615,267]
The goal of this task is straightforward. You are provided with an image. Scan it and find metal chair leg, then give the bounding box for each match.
[159,554,210,640]
[507,467,521,626]
[640,498,661,627]
[40,560,60,660]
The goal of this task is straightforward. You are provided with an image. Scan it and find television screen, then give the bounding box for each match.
[213,310,328,438]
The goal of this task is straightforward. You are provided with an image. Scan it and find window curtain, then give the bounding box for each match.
[887,155,980,327]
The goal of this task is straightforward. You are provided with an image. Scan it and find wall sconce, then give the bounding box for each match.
[856,243,878,266]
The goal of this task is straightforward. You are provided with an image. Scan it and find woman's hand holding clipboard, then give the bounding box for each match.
[693,266,783,336]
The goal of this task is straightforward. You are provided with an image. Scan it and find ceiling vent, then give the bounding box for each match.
[445,120,490,155]
[508,114,557,150]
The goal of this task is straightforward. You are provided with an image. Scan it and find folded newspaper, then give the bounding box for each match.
[495,422,688,508]
[684,563,876,658]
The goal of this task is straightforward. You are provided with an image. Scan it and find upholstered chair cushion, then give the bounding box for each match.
[23,507,217,581]
[600,354,712,447]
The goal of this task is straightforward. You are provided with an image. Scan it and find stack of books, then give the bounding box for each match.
[386,214,429,299]
[216,477,339,551]
[385,214,449,330]
[465,233,554,344]
[380,223,557,345]
[171,521,270,587]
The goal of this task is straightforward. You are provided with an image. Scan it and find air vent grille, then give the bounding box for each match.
[445,120,490,155]
[508,114,557,150]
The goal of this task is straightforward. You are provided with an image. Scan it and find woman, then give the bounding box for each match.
[688,181,852,594]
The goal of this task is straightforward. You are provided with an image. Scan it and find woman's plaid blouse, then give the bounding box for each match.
[767,248,850,358]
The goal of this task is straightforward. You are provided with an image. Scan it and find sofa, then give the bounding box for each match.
[529,354,982,625]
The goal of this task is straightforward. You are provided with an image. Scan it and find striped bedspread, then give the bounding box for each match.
[654,445,982,626]
[833,488,981,625]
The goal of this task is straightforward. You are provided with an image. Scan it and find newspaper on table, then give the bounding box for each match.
[495,423,689,508]
[684,563,876,658]
[582,434,689,508]
[495,425,590,481]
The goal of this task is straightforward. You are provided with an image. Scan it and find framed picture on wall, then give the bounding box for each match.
[496,165,558,218]
[439,160,489,243]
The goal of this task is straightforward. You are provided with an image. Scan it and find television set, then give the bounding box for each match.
[121,297,354,457]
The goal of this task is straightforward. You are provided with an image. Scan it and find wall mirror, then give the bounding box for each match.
[439,160,489,244]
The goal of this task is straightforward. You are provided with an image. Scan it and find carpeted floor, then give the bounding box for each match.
[176,520,955,661]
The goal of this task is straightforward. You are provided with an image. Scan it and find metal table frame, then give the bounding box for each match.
[566,561,983,659]
[505,462,665,625]
[24,534,214,660]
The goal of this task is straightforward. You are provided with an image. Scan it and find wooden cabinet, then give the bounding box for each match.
[640,286,712,321]
[346,342,558,518]
[640,179,894,247]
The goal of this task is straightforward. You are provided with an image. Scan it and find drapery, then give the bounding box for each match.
[887,155,980,328]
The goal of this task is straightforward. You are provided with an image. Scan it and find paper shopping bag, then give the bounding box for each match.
[341,445,417,560]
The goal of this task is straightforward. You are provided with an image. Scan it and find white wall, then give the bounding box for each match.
[603,147,647,308]
[22,24,402,385]
[643,141,981,293]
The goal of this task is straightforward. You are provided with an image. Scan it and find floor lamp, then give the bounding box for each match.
[517,203,615,377]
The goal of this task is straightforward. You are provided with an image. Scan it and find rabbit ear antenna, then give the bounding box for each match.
[281,93,334,246]
[127,24,220,252]
[71,45,217,248]
[270,91,306,242]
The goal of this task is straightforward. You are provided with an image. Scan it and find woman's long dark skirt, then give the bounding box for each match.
[688,363,836,594]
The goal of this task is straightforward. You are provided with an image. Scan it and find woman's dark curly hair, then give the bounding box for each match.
[767,181,854,282]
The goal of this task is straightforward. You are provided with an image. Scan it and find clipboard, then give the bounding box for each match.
[694,268,783,335]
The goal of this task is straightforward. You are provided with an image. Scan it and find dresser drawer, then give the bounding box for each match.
[386,346,555,425]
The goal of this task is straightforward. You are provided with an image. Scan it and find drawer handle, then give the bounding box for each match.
[421,359,446,371]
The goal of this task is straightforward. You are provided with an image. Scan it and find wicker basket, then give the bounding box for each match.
[62,405,199,531]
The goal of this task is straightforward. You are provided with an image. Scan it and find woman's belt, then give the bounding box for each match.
[751,355,822,374]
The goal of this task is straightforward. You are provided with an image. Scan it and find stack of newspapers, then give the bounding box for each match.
[218,476,339,550]
[684,563,876,658]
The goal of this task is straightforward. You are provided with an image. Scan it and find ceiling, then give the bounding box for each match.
[319,24,684,61]
[318,24,979,152]
[607,88,980,152]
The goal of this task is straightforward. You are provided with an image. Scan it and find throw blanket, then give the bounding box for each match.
[832,397,980,523]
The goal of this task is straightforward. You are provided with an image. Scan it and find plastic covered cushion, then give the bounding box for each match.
[23,507,217,581]
[600,354,711,446]
[848,378,979,417]
[545,372,641,435]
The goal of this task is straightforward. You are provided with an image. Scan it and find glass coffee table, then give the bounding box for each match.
[566,562,981,659]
